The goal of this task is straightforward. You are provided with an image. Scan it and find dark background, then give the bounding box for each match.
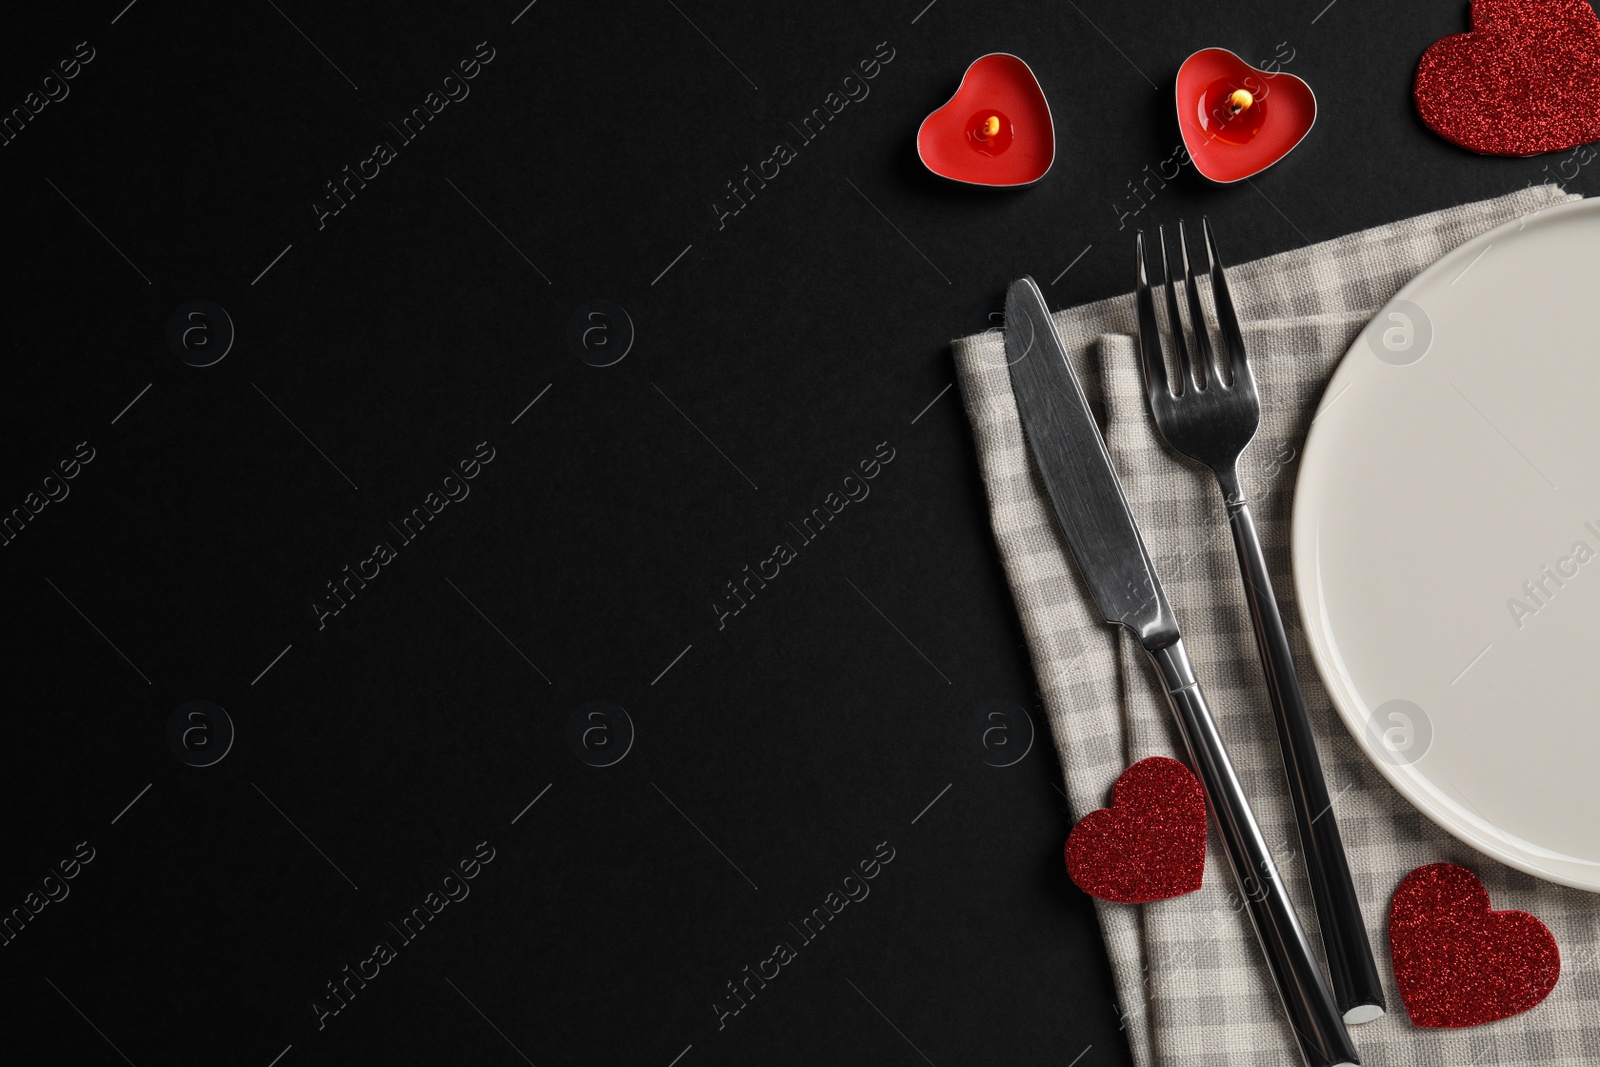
[0,1,1586,1064]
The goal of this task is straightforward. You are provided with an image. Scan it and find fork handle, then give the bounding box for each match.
[1224,497,1387,1023]
[1148,639,1359,1067]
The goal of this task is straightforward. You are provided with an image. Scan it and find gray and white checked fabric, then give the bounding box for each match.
[953,186,1600,1067]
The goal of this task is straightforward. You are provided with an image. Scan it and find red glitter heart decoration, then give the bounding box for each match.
[916,53,1055,187]
[1064,756,1206,903]
[1415,0,1600,155]
[1389,863,1561,1027]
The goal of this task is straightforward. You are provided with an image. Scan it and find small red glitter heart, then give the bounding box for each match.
[1415,0,1600,155]
[1389,863,1561,1028]
[1064,756,1206,903]
[1175,48,1317,183]
[916,53,1055,187]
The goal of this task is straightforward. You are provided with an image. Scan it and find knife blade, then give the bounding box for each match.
[1004,277,1178,648]
[1004,275,1360,1067]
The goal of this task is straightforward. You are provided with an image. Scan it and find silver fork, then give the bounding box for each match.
[1134,220,1386,1026]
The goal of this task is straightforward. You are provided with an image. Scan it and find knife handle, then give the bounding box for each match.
[1225,499,1387,1022]
[1148,639,1360,1067]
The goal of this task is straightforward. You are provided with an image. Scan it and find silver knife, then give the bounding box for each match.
[1004,276,1359,1067]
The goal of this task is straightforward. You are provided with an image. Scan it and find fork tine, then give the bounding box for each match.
[1178,221,1217,387]
[1202,218,1252,390]
[1134,231,1172,403]
[1158,225,1197,392]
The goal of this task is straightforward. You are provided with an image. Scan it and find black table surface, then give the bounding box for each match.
[0,1,1584,1064]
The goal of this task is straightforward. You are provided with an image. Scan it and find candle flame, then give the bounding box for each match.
[1226,88,1254,115]
[982,115,1001,137]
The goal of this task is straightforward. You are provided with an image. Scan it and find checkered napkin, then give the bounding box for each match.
[953,185,1600,1066]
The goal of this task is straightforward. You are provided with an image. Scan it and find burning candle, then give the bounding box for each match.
[917,54,1054,187]
[967,111,1014,156]
[1175,48,1317,183]
[1199,80,1269,146]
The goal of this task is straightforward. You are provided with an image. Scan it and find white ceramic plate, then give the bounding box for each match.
[1292,196,1600,891]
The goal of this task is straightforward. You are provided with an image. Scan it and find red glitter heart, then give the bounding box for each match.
[1064,756,1206,904]
[1389,863,1561,1028]
[1415,0,1600,155]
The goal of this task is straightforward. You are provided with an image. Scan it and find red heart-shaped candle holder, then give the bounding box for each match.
[1064,756,1207,904]
[1175,48,1317,183]
[917,53,1055,187]
[1415,0,1600,155]
[1389,863,1561,1028]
